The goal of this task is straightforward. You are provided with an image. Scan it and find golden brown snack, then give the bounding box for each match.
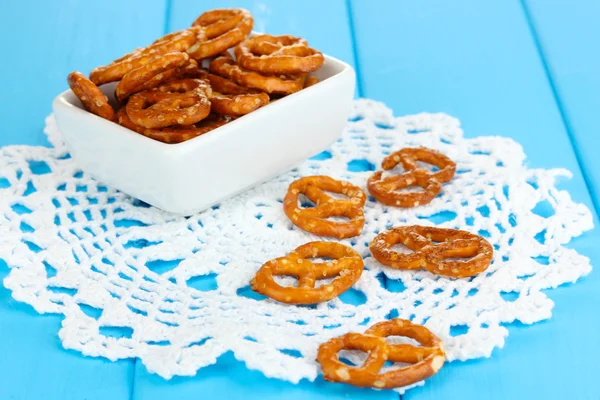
[283,176,367,239]
[250,242,363,304]
[115,52,190,102]
[367,147,456,208]
[304,76,319,88]
[194,70,270,115]
[90,29,196,85]
[210,52,306,95]
[67,71,116,121]
[235,34,324,74]
[187,8,253,59]
[317,319,446,389]
[125,79,211,129]
[117,108,232,144]
[369,225,493,278]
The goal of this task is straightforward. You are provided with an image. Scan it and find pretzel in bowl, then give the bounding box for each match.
[304,76,319,88]
[368,147,456,208]
[67,71,116,121]
[117,108,232,144]
[187,8,253,59]
[370,225,493,278]
[235,34,324,74]
[284,176,367,239]
[126,79,211,129]
[90,29,197,85]
[210,52,306,95]
[115,53,192,102]
[251,241,364,304]
[198,70,270,116]
[317,319,446,389]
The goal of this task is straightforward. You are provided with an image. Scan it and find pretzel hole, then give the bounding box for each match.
[298,194,316,208]
[273,275,300,287]
[415,161,440,172]
[390,243,416,254]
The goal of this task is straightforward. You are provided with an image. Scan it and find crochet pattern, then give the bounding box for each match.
[0,99,593,393]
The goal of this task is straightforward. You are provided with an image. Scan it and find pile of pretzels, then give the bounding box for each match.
[67,8,324,144]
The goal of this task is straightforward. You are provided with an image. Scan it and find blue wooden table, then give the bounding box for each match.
[1,1,599,399]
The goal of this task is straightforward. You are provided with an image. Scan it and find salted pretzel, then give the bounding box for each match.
[284,176,367,239]
[196,70,270,115]
[210,52,306,95]
[370,225,493,278]
[235,34,324,74]
[90,29,196,85]
[187,8,253,59]
[367,147,456,208]
[304,76,319,88]
[117,108,231,144]
[67,71,115,121]
[115,52,191,102]
[126,79,211,129]
[317,319,446,389]
[250,242,364,304]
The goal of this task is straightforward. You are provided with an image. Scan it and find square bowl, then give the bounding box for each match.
[52,49,356,216]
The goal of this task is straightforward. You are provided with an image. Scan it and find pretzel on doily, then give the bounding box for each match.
[317,319,446,389]
[250,241,364,304]
[187,8,253,59]
[90,29,197,85]
[115,53,192,102]
[367,147,456,208]
[210,52,306,95]
[67,71,116,121]
[117,108,232,144]
[369,225,493,278]
[284,176,367,239]
[235,34,324,74]
[125,79,211,129]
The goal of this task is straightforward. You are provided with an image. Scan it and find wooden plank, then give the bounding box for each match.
[0,1,166,399]
[130,1,395,399]
[350,0,600,399]
[1,0,168,146]
[524,0,600,211]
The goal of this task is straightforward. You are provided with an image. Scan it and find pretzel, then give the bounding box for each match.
[250,242,364,304]
[117,108,232,144]
[115,53,191,102]
[125,79,211,129]
[317,319,446,389]
[368,147,456,207]
[370,225,493,278]
[67,71,115,121]
[187,8,253,59]
[210,52,306,95]
[304,76,319,88]
[235,34,324,74]
[90,29,196,85]
[283,176,367,239]
[194,70,269,115]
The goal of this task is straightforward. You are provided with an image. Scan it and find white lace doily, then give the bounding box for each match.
[0,99,593,394]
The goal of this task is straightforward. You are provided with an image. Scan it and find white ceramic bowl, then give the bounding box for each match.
[52,50,355,216]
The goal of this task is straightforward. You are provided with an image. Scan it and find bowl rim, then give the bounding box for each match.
[53,45,354,152]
